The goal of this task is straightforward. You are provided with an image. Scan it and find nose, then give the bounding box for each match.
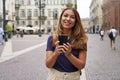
[66,17,70,20]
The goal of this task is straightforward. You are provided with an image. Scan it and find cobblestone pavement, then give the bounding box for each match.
[85,34,120,80]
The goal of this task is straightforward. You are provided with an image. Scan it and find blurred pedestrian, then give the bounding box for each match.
[0,28,4,45]
[99,28,104,40]
[45,8,88,80]
[109,26,117,50]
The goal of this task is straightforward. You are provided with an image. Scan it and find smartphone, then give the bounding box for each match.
[58,34,68,45]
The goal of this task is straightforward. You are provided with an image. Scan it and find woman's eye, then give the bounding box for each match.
[71,16,75,19]
[64,14,68,17]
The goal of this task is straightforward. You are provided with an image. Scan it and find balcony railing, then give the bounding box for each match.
[27,16,32,20]
[38,16,47,20]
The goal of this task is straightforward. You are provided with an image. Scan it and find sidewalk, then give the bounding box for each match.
[0,34,49,62]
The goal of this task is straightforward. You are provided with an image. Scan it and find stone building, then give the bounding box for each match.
[81,18,90,33]
[89,0,103,34]
[15,0,77,34]
[102,0,120,34]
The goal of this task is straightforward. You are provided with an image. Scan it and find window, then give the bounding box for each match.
[47,0,52,4]
[67,0,72,3]
[47,21,50,25]
[34,9,38,17]
[61,0,65,4]
[27,0,31,5]
[41,20,44,25]
[21,0,24,5]
[48,9,51,17]
[22,21,25,25]
[27,9,32,16]
[54,0,58,4]
[34,0,38,6]
[41,9,44,16]
[15,0,19,4]
[28,20,32,25]
[20,9,25,17]
[34,21,38,25]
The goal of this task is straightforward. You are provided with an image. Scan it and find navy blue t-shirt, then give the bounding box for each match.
[46,36,82,72]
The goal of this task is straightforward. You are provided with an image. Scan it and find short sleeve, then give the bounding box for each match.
[46,35,55,51]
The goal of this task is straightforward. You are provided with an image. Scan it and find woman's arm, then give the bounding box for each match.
[46,41,63,68]
[46,51,59,68]
[62,43,87,70]
[66,50,87,70]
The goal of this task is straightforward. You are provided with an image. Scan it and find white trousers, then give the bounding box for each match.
[46,68,80,80]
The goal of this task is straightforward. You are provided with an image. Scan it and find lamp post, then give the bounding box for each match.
[38,0,45,37]
[38,0,42,37]
[3,0,7,41]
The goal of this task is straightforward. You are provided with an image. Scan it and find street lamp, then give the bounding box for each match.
[3,0,7,41]
[38,0,41,37]
[38,0,45,37]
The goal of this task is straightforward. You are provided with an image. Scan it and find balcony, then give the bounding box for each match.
[15,4,20,9]
[27,16,32,20]
[16,16,19,20]
[38,16,47,20]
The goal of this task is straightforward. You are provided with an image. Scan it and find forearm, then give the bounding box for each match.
[66,54,86,70]
[46,52,58,68]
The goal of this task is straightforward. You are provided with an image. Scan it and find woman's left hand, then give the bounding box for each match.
[62,43,72,56]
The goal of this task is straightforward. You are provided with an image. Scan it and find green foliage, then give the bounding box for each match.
[5,23,12,32]
[66,3,73,8]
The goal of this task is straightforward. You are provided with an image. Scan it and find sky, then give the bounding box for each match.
[77,0,92,18]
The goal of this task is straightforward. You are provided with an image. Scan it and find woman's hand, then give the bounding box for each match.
[62,43,72,56]
[54,41,63,56]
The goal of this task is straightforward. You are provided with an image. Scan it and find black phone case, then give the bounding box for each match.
[58,34,68,45]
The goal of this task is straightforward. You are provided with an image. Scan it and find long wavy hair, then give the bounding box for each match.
[52,8,88,50]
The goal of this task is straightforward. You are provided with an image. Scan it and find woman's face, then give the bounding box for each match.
[61,9,76,30]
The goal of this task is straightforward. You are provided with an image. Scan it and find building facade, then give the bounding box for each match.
[0,0,15,28]
[15,0,77,34]
[102,0,120,35]
[45,0,76,33]
[89,0,103,33]
[81,18,90,33]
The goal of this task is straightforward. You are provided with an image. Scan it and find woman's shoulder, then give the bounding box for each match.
[47,35,53,40]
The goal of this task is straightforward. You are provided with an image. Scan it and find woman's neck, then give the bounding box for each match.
[63,29,71,37]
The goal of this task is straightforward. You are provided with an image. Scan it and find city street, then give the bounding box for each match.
[0,33,120,80]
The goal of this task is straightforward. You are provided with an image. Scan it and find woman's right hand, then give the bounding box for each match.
[54,41,63,56]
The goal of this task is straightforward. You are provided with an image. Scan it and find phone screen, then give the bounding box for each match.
[58,34,68,45]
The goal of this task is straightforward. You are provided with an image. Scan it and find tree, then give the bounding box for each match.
[66,3,73,8]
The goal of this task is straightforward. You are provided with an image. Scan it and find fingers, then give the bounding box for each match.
[54,45,63,55]
[55,41,59,47]
[55,42,72,56]
[62,43,72,55]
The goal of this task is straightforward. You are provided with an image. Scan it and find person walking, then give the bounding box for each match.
[0,27,4,45]
[99,28,104,40]
[45,8,88,80]
[109,26,117,50]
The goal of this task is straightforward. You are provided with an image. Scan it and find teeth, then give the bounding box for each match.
[65,22,70,24]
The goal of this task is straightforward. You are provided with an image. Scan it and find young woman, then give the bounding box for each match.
[46,8,88,80]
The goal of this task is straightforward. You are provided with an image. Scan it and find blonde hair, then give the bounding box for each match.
[52,8,88,50]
